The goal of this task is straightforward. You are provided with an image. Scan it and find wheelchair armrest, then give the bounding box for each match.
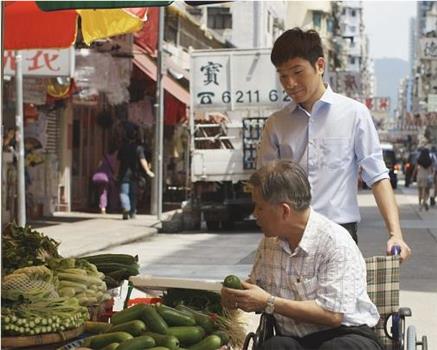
[398,307,412,318]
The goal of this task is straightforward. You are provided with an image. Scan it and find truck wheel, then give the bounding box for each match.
[206,220,220,231]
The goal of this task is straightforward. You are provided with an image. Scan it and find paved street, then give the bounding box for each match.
[37,184,437,347]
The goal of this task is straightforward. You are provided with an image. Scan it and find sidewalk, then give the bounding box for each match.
[327,184,437,346]
[30,211,161,257]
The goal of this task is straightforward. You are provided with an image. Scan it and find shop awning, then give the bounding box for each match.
[133,44,190,105]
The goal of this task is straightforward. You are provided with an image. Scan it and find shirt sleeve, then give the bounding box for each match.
[136,145,146,160]
[248,238,265,284]
[257,117,279,169]
[315,244,367,314]
[354,104,389,186]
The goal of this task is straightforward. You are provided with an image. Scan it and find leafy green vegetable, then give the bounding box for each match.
[2,223,60,275]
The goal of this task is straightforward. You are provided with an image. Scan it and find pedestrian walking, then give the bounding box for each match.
[222,160,383,350]
[118,124,154,220]
[414,148,434,211]
[429,147,437,207]
[92,146,118,214]
[257,27,411,261]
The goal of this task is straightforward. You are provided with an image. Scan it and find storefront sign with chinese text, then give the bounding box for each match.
[364,97,391,112]
[3,47,75,77]
[191,48,285,110]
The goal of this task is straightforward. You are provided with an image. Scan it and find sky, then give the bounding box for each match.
[362,1,417,61]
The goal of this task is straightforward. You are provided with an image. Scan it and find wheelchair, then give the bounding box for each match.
[243,248,428,350]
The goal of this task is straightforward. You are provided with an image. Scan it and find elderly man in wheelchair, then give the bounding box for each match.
[221,160,424,350]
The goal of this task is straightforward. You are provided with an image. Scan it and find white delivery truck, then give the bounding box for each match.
[189,48,289,230]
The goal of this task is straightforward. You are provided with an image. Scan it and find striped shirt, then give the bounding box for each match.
[249,209,380,337]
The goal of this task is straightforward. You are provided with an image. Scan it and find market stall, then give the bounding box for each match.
[1,224,244,350]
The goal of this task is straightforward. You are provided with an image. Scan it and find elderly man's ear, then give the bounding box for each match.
[280,202,293,219]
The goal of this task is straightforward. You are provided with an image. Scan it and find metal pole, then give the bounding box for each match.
[15,51,26,226]
[151,7,165,220]
[1,2,4,229]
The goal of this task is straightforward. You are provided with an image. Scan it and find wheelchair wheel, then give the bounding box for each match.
[406,325,416,350]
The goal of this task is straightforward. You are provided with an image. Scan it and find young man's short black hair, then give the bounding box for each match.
[271,27,324,67]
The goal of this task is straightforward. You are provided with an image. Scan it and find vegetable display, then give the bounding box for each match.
[2,223,60,275]
[48,258,111,307]
[80,254,140,289]
[82,303,237,350]
[1,297,89,336]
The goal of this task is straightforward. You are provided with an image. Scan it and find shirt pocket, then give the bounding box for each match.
[320,137,351,169]
[292,276,318,301]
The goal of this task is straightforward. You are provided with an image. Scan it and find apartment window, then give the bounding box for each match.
[350,25,356,33]
[327,18,334,33]
[350,56,355,64]
[207,7,232,30]
[351,9,356,17]
[313,11,322,29]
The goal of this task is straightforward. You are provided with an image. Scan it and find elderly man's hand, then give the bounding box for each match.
[221,281,271,312]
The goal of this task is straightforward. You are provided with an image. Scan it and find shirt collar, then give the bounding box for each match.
[277,207,317,256]
[287,84,335,113]
[296,207,318,255]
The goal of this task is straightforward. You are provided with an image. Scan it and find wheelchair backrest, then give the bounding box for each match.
[365,255,400,349]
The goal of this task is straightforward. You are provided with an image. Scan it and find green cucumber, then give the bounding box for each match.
[108,320,146,336]
[141,305,169,334]
[84,321,111,334]
[111,304,146,325]
[101,343,120,350]
[95,263,139,275]
[212,330,229,345]
[143,332,180,350]
[116,335,155,350]
[167,326,205,347]
[223,275,242,289]
[83,331,133,349]
[157,304,196,326]
[188,335,222,350]
[175,305,216,334]
[81,254,138,265]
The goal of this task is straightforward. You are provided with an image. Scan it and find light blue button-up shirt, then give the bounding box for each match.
[257,85,389,224]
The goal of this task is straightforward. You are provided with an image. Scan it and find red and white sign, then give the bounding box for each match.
[365,97,390,112]
[3,48,75,77]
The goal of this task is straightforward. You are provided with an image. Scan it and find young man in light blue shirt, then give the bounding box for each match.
[258,28,411,261]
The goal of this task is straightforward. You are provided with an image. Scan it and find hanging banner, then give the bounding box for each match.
[3,47,75,77]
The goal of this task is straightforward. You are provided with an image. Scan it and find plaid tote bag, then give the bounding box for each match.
[365,255,400,349]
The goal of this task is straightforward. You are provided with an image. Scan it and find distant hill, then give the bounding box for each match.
[374,58,409,116]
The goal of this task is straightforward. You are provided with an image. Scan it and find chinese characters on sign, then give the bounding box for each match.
[365,97,391,112]
[329,71,362,98]
[3,48,74,77]
[191,49,286,109]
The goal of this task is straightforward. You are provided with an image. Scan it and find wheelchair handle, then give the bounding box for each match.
[391,245,401,256]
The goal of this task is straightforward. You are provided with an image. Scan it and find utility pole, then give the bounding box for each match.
[15,51,26,226]
[151,7,165,220]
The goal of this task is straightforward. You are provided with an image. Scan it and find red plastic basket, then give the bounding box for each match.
[127,297,161,306]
